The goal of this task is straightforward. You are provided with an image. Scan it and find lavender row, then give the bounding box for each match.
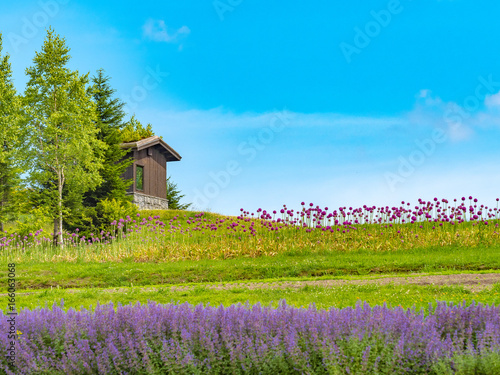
[1,301,499,374]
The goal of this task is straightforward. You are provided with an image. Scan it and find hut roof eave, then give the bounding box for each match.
[120,136,181,162]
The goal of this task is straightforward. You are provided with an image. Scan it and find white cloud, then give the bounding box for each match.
[417,89,431,98]
[138,106,403,134]
[485,91,500,108]
[142,19,190,43]
[406,87,500,141]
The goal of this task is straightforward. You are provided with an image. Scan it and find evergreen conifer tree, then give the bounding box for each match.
[166,176,191,210]
[84,69,133,206]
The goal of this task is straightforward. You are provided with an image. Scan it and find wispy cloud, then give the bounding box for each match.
[408,83,500,141]
[139,86,500,141]
[485,91,500,108]
[142,19,190,44]
[140,106,403,133]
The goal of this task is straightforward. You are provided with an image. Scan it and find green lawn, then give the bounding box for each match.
[5,244,500,290]
[13,282,500,312]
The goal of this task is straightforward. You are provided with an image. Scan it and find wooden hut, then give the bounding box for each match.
[120,136,181,210]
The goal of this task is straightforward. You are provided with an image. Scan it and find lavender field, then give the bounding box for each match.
[2,301,500,374]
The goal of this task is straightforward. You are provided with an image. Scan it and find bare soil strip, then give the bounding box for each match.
[195,273,500,293]
[8,273,500,296]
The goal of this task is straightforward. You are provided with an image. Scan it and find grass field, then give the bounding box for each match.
[12,276,500,312]
[4,243,500,288]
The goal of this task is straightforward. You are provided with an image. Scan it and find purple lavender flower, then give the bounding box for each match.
[2,301,499,374]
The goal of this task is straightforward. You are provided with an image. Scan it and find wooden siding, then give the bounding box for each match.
[122,147,167,199]
[123,150,135,193]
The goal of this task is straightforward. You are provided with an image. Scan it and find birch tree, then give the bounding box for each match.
[24,29,105,246]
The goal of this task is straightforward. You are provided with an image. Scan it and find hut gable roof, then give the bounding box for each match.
[120,136,181,162]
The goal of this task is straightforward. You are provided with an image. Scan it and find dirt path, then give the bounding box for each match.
[6,273,500,296]
[195,273,500,293]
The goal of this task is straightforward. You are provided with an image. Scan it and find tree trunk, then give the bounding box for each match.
[0,167,6,233]
[58,211,63,248]
[53,218,58,247]
[0,194,4,233]
[57,179,64,248]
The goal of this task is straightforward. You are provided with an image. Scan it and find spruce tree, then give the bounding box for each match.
[84,69,133,206]
[166,176,191,210]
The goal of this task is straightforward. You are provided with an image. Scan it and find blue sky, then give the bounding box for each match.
[2,0,500,214]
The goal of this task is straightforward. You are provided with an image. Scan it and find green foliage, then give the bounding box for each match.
[62,206,97,237]
[0,33,28,231]
[120,115,155,142]
[0,185,29,230]
[166,176,191,210]
[13,206,51,238]
[431,351,500,374]
[24,28,106,245]
[96,198,138,227]
[64,198,138,236]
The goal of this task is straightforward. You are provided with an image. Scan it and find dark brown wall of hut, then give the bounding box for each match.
[123,151,135,194]
[133,147,167,199]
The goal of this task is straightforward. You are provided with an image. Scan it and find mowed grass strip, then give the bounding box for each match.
[5,244,500,290]
[12,283,500,312]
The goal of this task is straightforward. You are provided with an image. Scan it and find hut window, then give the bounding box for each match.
[136,165,144,191]
[147,147,153,156]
